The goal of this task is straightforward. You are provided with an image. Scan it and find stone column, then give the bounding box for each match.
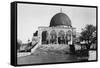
[56,32,58,45]
[70,32,73,45]
[38,28,42,45]
[68,29,72,45]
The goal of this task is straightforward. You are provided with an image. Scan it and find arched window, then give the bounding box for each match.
[58,30,65,44]
[42,31,48,44]
[50,30,57,44]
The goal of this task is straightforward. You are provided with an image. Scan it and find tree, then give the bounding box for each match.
[33,31,38,36]
[17,40,22,51]
[79,24,96,50]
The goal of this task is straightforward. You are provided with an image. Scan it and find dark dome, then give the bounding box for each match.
[50,13,71,27]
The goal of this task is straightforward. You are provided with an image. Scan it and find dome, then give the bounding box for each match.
[50,13,71,27]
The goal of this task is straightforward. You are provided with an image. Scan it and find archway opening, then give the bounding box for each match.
[50,30,57,44]
[42,31,48,44]
[58,30,65,44]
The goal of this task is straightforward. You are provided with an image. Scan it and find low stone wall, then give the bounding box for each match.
[37,44,70,53]
[17,52,31,57]
[88,50,96,60]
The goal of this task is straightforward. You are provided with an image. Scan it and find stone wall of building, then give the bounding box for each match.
[31,26,76,53]
[38,26,75,45]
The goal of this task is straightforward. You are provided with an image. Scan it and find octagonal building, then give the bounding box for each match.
[32,12,76,51]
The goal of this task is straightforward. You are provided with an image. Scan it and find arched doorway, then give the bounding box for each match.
[65,30,71,44]
[67,30,71,41]
[42,31,48,44]
[50,30,57,44]
[58,30,65,44]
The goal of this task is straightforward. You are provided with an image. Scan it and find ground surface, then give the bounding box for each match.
[18,53,82,64]
[17,48,96,65]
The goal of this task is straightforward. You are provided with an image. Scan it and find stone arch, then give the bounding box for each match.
[58,30,65,44]
[42,31,48,44]
[67,30,72,35]
[50,30,57,44]
[66,30,71,42]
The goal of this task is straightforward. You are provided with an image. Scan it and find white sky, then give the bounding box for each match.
[17,3,96,43]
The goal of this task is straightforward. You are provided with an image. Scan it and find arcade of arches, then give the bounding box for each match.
[38,27,74,45]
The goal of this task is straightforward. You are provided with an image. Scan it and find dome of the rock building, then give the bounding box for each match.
[50,13,71,27]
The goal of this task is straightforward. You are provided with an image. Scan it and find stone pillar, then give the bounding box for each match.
[68,29,72,45]
[70,30,73,45]
[56,32,58,44]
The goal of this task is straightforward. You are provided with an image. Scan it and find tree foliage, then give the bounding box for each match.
[79,24,96,50]
[33,30,38,36]
[17,40,22,50]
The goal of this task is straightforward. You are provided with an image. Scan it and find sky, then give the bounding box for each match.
[17,3,96,43]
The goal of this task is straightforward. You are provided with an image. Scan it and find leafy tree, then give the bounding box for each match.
[33,30,38,36]
[17,40,22,50]
[79,24,96,50]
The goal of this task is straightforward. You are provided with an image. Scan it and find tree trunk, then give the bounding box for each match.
[86,43,91,57]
